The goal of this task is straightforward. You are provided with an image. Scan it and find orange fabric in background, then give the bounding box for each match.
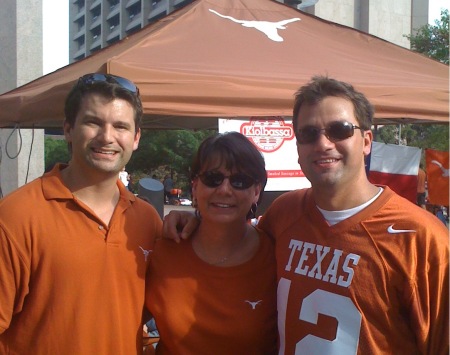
[426,149,450,206]
[417,168,426,193]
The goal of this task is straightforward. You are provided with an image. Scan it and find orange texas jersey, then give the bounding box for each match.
[259,187,449,355]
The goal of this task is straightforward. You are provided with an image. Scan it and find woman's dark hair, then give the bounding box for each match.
[64,77,143,132]
[191,131,267,205]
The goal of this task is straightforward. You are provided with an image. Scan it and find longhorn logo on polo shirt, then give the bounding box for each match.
[139,246,152,262]
[209,9,300,42]
[245,300,263,309]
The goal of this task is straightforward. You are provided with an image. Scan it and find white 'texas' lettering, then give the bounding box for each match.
[285,239,360,288]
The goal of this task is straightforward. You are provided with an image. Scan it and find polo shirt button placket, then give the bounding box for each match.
[98,225,107,239]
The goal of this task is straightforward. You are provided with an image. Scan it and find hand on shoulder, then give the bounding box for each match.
[163,210,199,243]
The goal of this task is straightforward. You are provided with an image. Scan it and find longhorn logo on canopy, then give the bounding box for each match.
[209,9,300,42]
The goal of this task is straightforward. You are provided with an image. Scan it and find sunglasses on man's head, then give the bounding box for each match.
[78,73,140,95]
[198,171,257,190]
[296,121,363,145]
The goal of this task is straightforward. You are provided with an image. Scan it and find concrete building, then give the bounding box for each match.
[69,0,429,62]
[0,0,45,197]
[69,0,192,61]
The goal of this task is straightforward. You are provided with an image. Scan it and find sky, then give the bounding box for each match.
[42,0,449,75]
[43,0,69,74]
[429,0,448,23]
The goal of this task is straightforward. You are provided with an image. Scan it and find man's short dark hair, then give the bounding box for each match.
[292,76,374,134]
[64,75,143,132]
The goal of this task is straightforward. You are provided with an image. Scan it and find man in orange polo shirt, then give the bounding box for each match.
[0,74,162,354]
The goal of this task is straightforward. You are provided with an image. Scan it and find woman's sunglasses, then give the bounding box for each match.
[296,121,363,144]
[78,73,140,95]
[198,171,257,190]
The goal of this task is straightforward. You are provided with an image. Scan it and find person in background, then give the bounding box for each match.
[163,174,174,204]
[417,163,427,209]
[0,73,163,354]
[128,172,137,194]
[434,205,448,226]
[119,165,130,190]
[146,132,277,354]
[164,76,449,354]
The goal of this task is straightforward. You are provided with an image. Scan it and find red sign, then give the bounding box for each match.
[240,117,294,153]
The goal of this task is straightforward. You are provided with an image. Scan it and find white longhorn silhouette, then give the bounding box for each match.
[245,300,263,309]
[139,246,152,262]
[431,160,450,177]
[209,9,300,42]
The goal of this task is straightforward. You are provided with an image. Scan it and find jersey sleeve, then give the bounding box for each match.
[409,225,449,355]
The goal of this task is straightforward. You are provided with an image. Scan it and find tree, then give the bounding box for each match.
[44,137,70,171]
[375,124,449,152]
[406,8,449,64]
[393,8,450,155]
[127,129,215,191]
[374,124,415,146]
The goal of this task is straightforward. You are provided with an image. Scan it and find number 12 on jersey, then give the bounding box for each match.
[278,278,362,354]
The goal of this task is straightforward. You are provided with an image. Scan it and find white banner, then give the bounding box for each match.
[219,117,311,191]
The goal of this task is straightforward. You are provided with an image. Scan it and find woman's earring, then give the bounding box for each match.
[193,198,201,219]
[248,202,258,220]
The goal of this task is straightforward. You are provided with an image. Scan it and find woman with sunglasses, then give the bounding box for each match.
[145,132,277,354]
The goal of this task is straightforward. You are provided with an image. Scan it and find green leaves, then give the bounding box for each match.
[374,124,449,152]
[44,137,70,171]
[127,129,216,192]
[406,9,449,64]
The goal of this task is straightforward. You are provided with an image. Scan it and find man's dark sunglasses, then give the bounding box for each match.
[78,73,139,95]
[296,121,363,144]
[198,171,257,190]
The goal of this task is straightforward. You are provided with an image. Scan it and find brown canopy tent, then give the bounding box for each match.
[0,0,448,130]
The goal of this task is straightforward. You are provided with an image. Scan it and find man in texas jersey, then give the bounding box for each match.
[258,76,448,354]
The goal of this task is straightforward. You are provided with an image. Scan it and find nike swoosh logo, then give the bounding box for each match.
[387,225,416,234]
